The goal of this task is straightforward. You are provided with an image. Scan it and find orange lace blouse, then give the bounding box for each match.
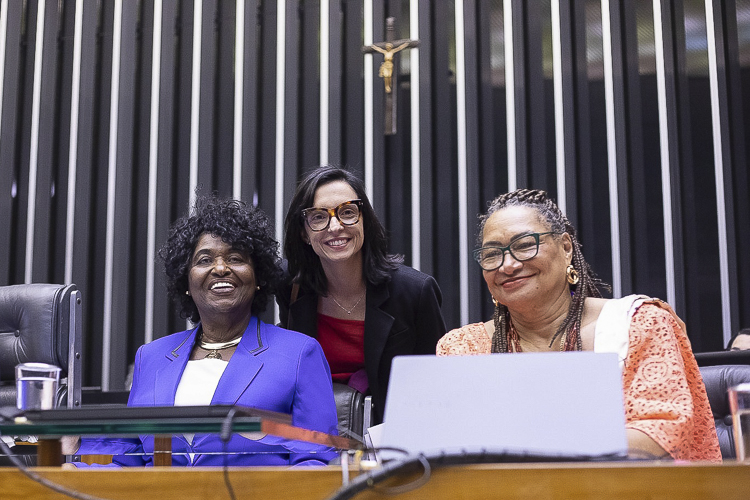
[437,298,721,462]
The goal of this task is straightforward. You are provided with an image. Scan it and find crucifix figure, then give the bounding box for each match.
[363,18,419,135]
[369,41,411,94]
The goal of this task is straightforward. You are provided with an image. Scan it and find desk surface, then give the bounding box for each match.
[1,461,748,500]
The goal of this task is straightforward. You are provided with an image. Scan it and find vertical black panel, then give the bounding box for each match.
[86,0,116,388]
[370,1,386,216]
[70,0,103,386]
[0,1,31,285]
[655,0,686,316]
[417,0,435,275]
[383,3,410,260]
[341,0,364,171]
[524,0,555,194]
[708,0,741,336]
[326,0,343,163]
[558,0,578,226]
[257,0,277,217]
[431,2,459,329]
[107,1,141,390]
[196,0,217,191]
[476,0,507,320]
[214,0,236,197]
[462,0,482,325]
[299,0,321,172]
[30,0,64,282]
[729,0,750,330]
[174,0,193,218]
[579,0,612,290]
[510,0,529,187]
[151,0,182,342]
[54,0,76,285]
[629,1,665,300]
[604,0,635,295]
[676,0,722,350]
[476,0,504,206]
[282,0,301,220]
[130,0,155,359]
[240,0,260,204]
[14,0,40,286]
[560,1,616,291]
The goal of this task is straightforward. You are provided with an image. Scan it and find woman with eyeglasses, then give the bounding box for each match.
[279,165,446,425]
[437,189,720,462]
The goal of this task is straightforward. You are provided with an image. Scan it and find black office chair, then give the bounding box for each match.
[332,383,374,442]
[699,364,750,459]
[0,284,82,466]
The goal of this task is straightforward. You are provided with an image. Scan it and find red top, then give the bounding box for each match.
[316,313,365,385]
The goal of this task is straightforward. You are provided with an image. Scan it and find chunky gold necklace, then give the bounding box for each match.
[199,333,241,360]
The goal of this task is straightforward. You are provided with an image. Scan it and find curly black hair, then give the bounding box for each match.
[158,194,284,323]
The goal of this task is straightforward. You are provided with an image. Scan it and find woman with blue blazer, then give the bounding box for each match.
[76,195,338,466]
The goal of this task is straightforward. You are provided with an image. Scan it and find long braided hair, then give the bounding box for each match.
[480,189,610,353]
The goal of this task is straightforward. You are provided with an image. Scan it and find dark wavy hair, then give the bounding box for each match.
[159,194,284,323]
[283,165,403,296]
[479,189,610,352]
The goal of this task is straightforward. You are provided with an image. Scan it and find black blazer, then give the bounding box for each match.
[277,264,446,423]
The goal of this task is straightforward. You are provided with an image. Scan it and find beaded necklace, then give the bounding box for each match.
[506,314,568,352]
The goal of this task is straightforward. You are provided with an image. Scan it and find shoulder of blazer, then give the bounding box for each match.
[141,328,197,360]
[259,320,320,356]
[381,264,433,295]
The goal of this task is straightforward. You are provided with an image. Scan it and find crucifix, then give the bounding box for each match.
[362,17,419,135]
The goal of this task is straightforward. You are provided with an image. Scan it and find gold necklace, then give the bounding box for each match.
[199,333,241,360]
[507,316,568,352]
[329,291,366,315]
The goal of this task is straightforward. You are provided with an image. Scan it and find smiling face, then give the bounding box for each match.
[304,180,365,266]
[187,233,257,322]
[481,205,573,310]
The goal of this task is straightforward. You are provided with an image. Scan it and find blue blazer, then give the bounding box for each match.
[78,317,338,466]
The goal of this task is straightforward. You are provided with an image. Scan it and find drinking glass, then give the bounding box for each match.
[15,362,61,410]
[729,383,750,462]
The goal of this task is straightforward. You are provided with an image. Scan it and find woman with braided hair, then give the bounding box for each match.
[437,189,720,462]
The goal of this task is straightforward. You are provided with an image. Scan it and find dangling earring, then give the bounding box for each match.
[256,285,261,290]
[185,290,190,296]
[566,264,579,285]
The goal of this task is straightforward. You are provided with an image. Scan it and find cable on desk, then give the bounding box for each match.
[325,448,630,500]
[220,407,238,500]
[0,432,110,500]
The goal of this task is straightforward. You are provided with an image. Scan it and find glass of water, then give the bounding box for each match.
[729,383,750,462]
[15,362,61,410]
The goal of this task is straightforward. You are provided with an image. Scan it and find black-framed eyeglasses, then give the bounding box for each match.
[473,232,559,271]
[301,199,363,232]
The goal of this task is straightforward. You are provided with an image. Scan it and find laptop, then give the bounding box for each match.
[380,352,627,459]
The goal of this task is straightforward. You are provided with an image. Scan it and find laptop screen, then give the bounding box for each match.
[380,352,627,459]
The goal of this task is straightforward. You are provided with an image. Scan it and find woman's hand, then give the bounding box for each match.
[61,435,81,455]
[626,428,669,459]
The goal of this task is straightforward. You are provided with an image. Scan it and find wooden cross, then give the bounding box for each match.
[362,17,419,135]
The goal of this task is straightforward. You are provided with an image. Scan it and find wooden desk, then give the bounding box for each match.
[0,461,748,500]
